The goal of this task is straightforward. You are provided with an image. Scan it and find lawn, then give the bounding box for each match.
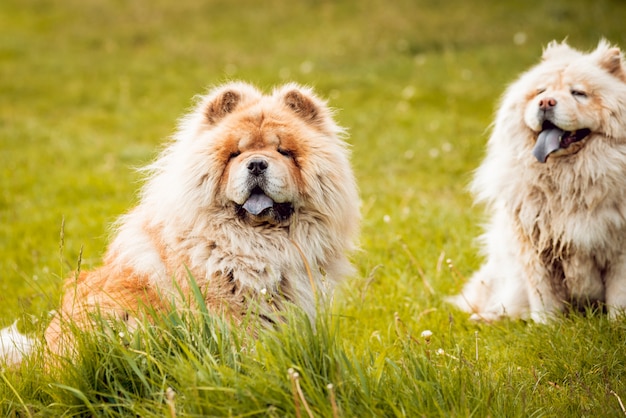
[2,0,626,416]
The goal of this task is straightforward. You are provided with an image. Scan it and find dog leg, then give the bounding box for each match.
[523,256,564,323]
[604,254,626,319]
[562,253,604,307]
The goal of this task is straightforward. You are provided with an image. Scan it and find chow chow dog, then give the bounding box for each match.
[448,40,626,322]
[4,82,360,361]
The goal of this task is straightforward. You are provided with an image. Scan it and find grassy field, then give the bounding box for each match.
[2,0,626,416]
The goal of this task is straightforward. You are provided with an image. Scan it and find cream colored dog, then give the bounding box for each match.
[449,40,626,322]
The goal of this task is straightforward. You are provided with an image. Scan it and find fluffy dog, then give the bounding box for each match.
[37,82,360,356]
[448,40,626,322]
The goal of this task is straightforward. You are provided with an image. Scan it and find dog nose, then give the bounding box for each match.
[247,158,268,176]
[539,97,557,110]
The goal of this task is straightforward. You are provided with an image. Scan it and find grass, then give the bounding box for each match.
[2,0,626,416]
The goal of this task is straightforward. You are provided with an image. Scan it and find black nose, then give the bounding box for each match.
[247,158,268,176]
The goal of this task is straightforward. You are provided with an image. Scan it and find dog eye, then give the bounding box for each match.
[229,151,241,160]
[277,148,294,158]
[536,88,546,96]
[571,89,588,98]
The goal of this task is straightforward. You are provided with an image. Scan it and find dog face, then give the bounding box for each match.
[222,113,302,225]
[172,82,351,228]
[519,41,626,163]
[523,65,599,162]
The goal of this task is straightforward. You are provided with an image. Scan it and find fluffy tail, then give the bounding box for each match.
[0,321,36,365]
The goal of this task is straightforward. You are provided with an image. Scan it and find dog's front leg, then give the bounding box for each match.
[522,252,564,323]
[604,253,626,319]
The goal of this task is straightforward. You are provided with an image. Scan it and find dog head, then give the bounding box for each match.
[520,40,626,163]
[163,82,356,230]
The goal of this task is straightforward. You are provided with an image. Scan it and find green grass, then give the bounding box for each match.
[2,0,626,416]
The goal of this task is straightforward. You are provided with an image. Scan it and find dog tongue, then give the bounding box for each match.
[533,128,563,163]
[242,192,274,215]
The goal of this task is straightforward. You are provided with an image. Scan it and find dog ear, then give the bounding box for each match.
[276,84,335,132]
[203,82,261,125]
[284,90,318,120]
[594,40,626,81]
[205,90,240,124]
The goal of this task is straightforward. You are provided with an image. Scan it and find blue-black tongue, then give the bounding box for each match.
[533,128,564,163]
[242,192,274,215]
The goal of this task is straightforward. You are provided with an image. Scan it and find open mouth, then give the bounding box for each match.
[532,121,592,163]
[237,187,294,223]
